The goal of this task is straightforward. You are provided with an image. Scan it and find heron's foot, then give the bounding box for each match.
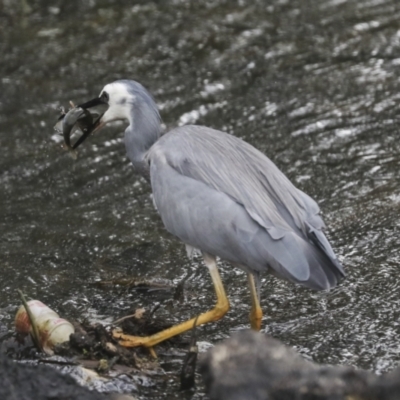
[112,329,158,357]
[111,257,229,358]
[113,329,150,348]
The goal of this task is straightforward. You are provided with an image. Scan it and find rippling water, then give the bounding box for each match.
[1,0,400,398]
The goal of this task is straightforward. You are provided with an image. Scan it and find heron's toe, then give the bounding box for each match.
[112,329,147,347]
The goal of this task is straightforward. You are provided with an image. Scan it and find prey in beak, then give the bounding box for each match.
[54,92,109,154]
[74,92,110,147]
[55,82,135,155]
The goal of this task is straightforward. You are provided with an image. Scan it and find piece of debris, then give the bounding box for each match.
[180,317,199,391]
[94,277,174,293]
[15,296,74,355]
[113,308,146,325]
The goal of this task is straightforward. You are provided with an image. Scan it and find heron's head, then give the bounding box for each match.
[75,80,160,148]
[78,81,134,131]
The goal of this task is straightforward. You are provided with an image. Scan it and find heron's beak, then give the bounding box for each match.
[71,96,108,149]
[78,96,107,110]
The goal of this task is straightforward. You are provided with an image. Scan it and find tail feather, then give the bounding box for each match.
[262,231,345,291]
[299,242,344,290]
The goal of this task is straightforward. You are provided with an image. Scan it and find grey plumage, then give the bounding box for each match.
[148,125,344,290]
[84,79,345,293]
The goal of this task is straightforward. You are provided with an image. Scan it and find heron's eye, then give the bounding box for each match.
[101,91,109,102]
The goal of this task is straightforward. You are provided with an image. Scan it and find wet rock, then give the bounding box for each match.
[0,352,137,400]
[200,330,400,400]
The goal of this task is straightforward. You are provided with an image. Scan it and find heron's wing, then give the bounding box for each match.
[149,155,342,289]
[148,125,344,277]
[151,126,314,233]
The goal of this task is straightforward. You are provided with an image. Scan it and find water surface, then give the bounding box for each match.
[1,0,400,398]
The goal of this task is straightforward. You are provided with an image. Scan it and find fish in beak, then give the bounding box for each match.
[54,93,109,154]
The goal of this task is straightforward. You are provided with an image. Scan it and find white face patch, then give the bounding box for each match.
[100,82,135,124]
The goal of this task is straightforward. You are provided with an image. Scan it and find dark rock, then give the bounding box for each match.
[69,331,97,352]
[0,352,136,400]
[200,330,400,400]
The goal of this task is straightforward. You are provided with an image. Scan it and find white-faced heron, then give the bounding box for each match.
[71,79,345,350]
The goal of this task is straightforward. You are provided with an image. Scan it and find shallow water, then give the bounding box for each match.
[1,0,400,398]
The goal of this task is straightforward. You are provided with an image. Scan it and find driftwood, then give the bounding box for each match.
[200,330,400,400]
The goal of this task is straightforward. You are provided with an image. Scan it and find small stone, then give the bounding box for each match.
[105,342,118,354]
[97,359,109,373]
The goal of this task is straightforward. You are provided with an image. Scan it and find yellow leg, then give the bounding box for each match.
[113,253,230,348]
[248,273,263,331]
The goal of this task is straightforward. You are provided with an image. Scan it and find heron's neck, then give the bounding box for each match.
[124,104,161,177]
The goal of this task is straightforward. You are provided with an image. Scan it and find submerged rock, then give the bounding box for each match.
[200,330,400,400]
